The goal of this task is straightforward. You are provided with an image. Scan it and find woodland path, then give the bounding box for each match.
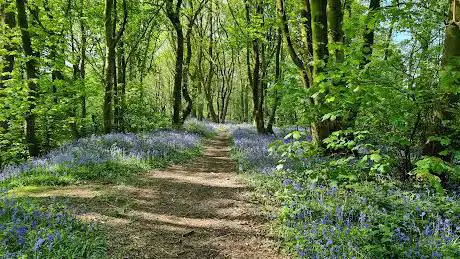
[21,132,284,258]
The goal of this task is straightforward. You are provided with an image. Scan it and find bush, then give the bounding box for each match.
[229,124,460,258]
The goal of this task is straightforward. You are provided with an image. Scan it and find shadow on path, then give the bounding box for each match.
[16,133,284,258]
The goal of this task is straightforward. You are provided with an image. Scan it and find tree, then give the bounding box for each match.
[360,0,380,68]
[423,0,460,158]
[327,0,344,63]
[103,0,127,133]
[0,0,16,90]
[165,0,185,127]
[16,0,40,156]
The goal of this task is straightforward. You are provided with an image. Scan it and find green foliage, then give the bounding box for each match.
[183,119,218,138]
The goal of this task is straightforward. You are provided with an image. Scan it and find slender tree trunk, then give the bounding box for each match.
[197,40,205,121]
[301,0,313,61]
[383,23,394,61]
[252,35,264,133]
[327,0,344,63]
[360,0,380,68]
[103,0,115,133]
[277,0,312,88]
[116,40,126,132]
[247,1,265,133]
[205,5,219,123]
[79,0,87,135]
[103,0,127,133]
[0,1,17,166]
[267,30,282,133]
[182,25,194,122]
[1,1,16,90]
[166,2,184,127]
[0,0,16,135]
[16,0,40,156]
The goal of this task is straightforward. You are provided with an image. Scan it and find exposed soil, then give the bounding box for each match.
[19,132,285,258]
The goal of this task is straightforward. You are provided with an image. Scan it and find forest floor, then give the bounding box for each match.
[15,132,284,258]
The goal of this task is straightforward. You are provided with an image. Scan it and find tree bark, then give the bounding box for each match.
[16,0,40,156]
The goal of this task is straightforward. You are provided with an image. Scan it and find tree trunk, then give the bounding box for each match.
[247,0,265,133]
[205,5,219,123]
[16,0,40,156]
[252,34,265,133]
[182,24,194,122]
[267,30,282,133]
[103,0,115,133]
[196,40,205,121]
[0,1,16,135]
[277,0,312,87]
[310,0,330,144]
[166,2,184,127]
[79,0,87,135]
[116,40,126,132]
[327,0,344,63]
[103,0,127,133]
[360,0,380,68]
[1,1,16,90]
[423,0,460,158]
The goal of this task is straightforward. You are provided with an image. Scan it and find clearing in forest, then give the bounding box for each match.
[17,132,283,258]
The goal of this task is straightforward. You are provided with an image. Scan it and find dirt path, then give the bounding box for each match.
[21,132,284,258]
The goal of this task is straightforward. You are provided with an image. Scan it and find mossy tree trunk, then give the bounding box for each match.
[310,0,330,145]
[360,0,380,68]
[423,0,460,158]
[327,0,344,63]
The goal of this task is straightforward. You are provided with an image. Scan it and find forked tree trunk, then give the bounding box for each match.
[103,0,126,133]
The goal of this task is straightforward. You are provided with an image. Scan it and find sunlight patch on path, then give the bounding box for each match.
[145,170,246,188]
